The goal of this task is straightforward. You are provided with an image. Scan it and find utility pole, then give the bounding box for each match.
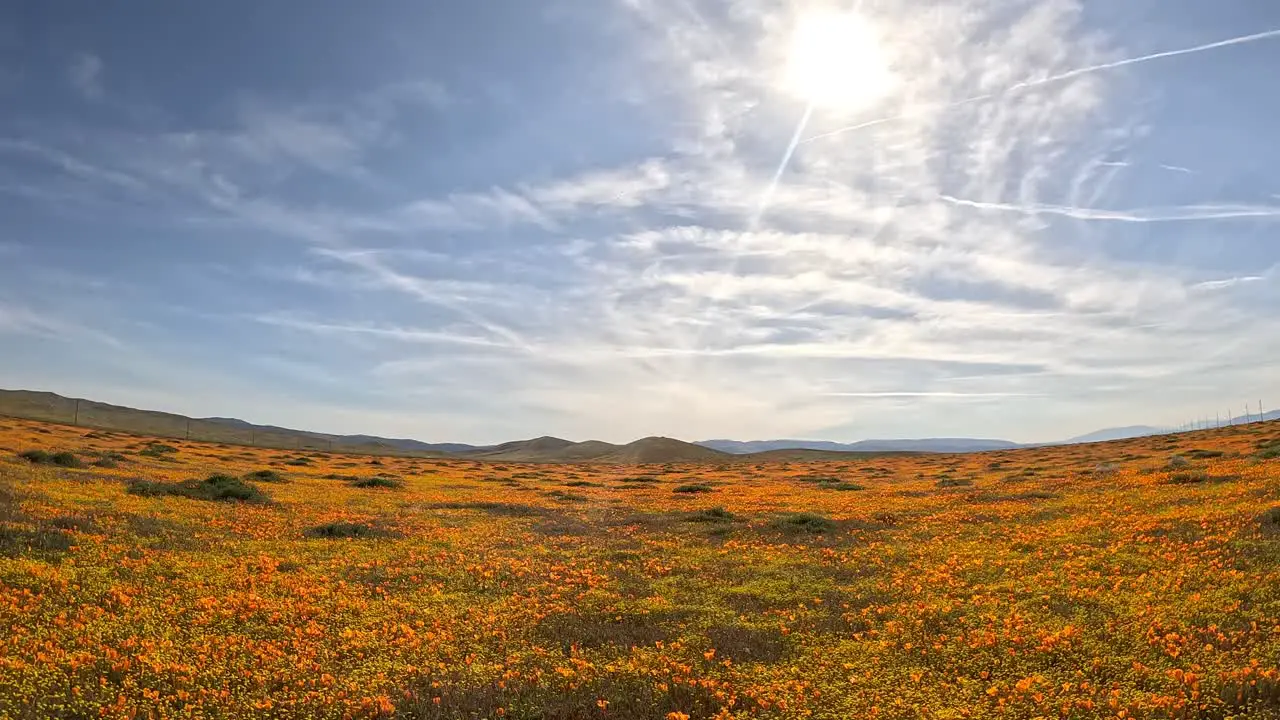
[73,399,80,425]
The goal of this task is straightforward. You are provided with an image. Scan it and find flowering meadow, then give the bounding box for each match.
[1,416,1278,720]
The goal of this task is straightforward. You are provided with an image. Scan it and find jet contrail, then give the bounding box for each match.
[803,27,1280,144]
[752,103,814,227]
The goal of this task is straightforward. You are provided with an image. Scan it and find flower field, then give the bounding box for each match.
[1,416,1278,720]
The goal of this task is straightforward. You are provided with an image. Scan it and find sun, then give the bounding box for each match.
[784,9,895,111]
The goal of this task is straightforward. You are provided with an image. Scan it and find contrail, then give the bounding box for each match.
[803,27,1280,144]
[940,195,1280,223]
[752,103,814,227]
[694,104,813,353]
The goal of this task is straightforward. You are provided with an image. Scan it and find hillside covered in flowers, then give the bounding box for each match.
[1,416,1278,719]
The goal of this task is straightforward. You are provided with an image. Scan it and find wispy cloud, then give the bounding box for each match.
[803,25,1280,143]
[2,0,1278,443]
[0,302,122,347]
[67,53,103,100]
[1191,276,1264,291]
[940,196,1280,223]
[253,313,516,349]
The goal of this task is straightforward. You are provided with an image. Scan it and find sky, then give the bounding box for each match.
[1,0,1279,445]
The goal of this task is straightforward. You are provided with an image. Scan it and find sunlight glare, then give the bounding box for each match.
[784,10,895,111]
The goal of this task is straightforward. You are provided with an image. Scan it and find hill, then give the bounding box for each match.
[460,436,616,462]
[1062,425,1167,444]
[593,436,731,464]
[3,386,1275,464]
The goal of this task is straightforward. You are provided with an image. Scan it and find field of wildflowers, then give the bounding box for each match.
[1,416,1278,719]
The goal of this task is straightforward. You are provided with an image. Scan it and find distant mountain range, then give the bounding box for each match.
[1,387,1275,463]
[1060,425,1166,444]
[695,438,1020,454]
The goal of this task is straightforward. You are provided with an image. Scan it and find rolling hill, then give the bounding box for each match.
[4,386,1274,464]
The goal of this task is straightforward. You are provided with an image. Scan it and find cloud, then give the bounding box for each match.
[4,0,1279,443]
[231,103,369,177]
[68,53,104,100]
[1190,276,1264,291]
[252,313,516,349]
[0,302,122,347]
[940,196,1280,223]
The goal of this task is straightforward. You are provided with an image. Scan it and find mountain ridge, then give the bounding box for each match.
[2,387,1275,462]
[697,438,1020,454]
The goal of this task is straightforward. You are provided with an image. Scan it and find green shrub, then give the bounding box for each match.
[18,450,50,464]
[351,476,402,489]
[0,526,74,555]
[673,483,714,494]
[18,450,82,467]
[139,444,178,458]
[771,512,835,534]
[305,521,394,539]
[545,491,587,503]
[824,482,865,491]
[795,475,840,484]
[1185,449,1225,459]
[1166,470,1208,485]
[936,477,973,488]
[1262,507,1280,535]
[686,507,736,523]
[428,502,544,517]
[245,469,287,483]
[127,474,268,503]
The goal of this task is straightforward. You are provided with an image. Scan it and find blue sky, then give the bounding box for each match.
[1,0,1278,445]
